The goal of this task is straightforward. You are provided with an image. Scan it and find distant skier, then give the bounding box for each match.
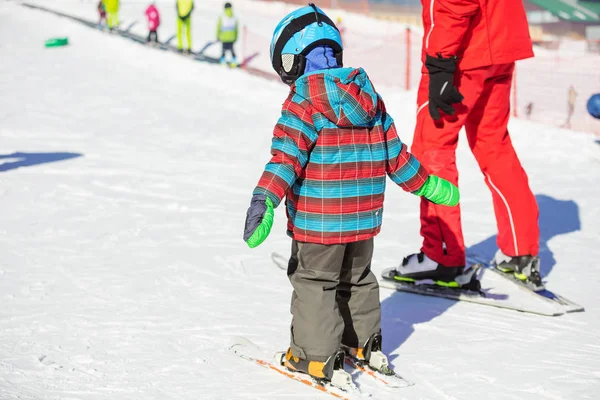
[243,5,459,385]
[176,0,194,53]
[97,0,106,27]
[102,0,120,31]
[216,2,238,65]
[525,102,533,119]
[394,0,542,290]
[145,2,160,44]
[563,85,577,128]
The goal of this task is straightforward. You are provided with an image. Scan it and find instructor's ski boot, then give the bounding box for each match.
[280,348,352,388]
[343,332,393,375]
[493,250,544,291]
[395,252,481,291]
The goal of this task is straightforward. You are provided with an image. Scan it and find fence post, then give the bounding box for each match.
[405,27,411,91]
[242,25,247,67]
[512,65,518,118]
[363,0,370,14]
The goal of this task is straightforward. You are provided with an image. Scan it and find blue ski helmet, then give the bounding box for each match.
[270,4,343,84]
[587,93,600,120]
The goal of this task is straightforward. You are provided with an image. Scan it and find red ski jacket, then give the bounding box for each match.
[421,0,534,70]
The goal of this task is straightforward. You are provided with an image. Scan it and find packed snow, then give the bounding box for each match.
[1,1,600,399]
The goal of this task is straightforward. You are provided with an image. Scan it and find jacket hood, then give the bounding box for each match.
[292,68,379,127]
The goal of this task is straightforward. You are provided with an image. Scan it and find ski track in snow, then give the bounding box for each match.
[1,1,600,399]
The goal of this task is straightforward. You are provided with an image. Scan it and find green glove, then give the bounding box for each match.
[244,195,275,248]
[414,175,460,206]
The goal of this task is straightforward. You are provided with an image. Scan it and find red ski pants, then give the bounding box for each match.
[411,63,539,267]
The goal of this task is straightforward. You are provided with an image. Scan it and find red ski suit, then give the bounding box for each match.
[413,0,539,267]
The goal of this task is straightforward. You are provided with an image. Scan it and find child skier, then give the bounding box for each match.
[145,2,160,44]
[176,0,194,53]
[243,4,460,386]
[102,0,120,31]
[216,2,238,65]
[97,0,106,27]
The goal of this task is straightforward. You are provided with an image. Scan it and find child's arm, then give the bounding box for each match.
[253,96,318,206]
[382,107,459,206]
[382,111,429,193]
[244,95,318,248]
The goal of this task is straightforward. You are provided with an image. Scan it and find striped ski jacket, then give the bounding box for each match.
[253,67,429,244]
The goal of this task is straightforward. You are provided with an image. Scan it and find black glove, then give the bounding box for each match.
[425,54,464,121]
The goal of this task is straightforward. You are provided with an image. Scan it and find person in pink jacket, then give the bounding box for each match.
[145,3,160,43]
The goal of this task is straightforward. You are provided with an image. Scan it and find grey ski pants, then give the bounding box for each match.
[287,238,381,362]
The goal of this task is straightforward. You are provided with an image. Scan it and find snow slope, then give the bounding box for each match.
[1,2,600,399]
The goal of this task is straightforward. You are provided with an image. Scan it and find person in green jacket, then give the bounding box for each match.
[102,0,119,30]
[176,0,194,53]
[217,2,238,65]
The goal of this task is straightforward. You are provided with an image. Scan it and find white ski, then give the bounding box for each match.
[467,255,584,313]
[380,267,567,317]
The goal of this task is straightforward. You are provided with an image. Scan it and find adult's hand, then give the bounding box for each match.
[425,54,464,120]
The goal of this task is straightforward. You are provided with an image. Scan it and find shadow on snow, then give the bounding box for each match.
[381,194,581,363]
[0,152,82,172]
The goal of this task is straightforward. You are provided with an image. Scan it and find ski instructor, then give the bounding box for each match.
[394,0,543,289]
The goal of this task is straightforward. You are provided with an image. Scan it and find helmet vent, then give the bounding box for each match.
[281,54,295,73]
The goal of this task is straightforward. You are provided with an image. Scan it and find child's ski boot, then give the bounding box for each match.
[278,348,353,389]
[493,250,544,291]
[344,332,393,375]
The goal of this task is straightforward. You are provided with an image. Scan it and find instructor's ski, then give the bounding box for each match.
[380,267,566,316]
[467,255,584,313]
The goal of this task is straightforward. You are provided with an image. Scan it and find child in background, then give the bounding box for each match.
[216,2,238,65]
[145,2,161,44]
[102,0,120,31]
[97,0,106,27]
[176,0,194,53]
[243,4,460,386]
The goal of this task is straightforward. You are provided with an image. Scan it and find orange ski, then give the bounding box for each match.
[230,339,352,400]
